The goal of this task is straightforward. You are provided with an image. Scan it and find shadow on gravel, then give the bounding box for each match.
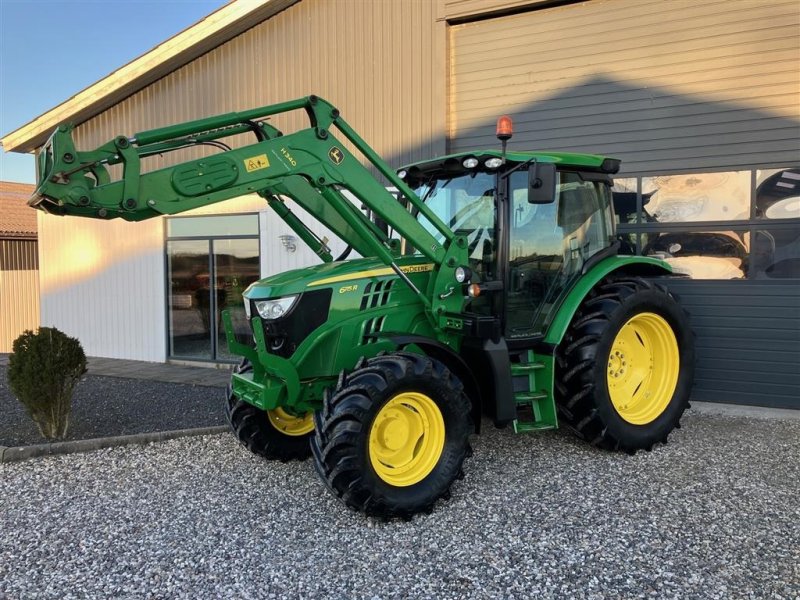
[0,366,226,447]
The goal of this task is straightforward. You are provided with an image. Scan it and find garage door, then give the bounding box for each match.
[448,0,800,174]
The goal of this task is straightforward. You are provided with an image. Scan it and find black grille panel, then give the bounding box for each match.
[251,289,332,358]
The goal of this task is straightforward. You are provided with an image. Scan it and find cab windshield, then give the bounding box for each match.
[412,171,497,280]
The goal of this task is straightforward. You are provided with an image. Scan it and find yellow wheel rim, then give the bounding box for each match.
[267,407,314,436]
[607,312,680,425]
[368,392,445,487]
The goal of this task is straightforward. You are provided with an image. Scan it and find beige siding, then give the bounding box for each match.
[449,0,800,173]
[38,0,446,362]
[72,0,445,173]
[0,240,40,353]
[438,0,551,21]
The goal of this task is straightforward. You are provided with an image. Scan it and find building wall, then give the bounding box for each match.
[447,0,800,409]
[39,0,445,362]
[0,239,39,353]
[448,0,800,173]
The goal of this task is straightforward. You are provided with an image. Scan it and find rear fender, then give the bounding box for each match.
[544,256,673,346]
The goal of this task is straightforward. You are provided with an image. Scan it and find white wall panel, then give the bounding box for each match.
[38,213,166,362]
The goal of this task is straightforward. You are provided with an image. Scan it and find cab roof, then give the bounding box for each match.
[401,150,620,177]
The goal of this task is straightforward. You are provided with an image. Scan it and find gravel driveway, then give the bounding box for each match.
[1,412,798,599]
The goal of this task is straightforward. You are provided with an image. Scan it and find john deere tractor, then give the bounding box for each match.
[29,96,694,518]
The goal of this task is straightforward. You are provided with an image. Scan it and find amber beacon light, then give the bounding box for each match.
[496,115,513,162]
[496,115,513,141]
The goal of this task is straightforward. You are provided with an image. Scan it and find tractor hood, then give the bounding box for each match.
[243,256,435,300]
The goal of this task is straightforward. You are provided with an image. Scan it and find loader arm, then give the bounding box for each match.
[29,95,469,322]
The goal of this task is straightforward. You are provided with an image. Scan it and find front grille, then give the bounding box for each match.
[251,289,332,358]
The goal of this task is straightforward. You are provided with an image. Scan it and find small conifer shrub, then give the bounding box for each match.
[8,327,87,441]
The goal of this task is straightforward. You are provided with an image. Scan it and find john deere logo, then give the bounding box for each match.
[328,147,344,165]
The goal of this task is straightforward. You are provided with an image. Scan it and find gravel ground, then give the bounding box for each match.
[1,412,798,599]
[0,366,225,447]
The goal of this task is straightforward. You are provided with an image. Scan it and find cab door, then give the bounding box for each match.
[504,170,615,339]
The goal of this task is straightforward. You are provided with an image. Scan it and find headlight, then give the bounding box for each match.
[462,157,478,169]
[254,295,299,320]
[485,157,504,169]
[244,298,251,319]
[455,266,471,283]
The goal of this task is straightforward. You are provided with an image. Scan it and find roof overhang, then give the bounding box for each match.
[1,0,299,154]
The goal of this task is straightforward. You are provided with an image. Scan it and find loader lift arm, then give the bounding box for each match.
[29,95,470,321]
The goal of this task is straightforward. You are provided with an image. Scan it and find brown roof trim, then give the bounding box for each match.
[1,0,299,154]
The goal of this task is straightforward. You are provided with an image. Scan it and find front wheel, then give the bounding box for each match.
[225,360,314,461]
[311,352,472,519]
[555,276,694,452]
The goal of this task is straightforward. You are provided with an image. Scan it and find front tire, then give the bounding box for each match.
[555,276,694,452]
[311,352,472,519]
[225,360,314,461]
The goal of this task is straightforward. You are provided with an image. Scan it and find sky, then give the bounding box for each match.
[0,0,228,183]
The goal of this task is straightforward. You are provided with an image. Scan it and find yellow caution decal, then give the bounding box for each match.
[244,154,270,173]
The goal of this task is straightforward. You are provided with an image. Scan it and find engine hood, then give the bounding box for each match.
[243,256,435,300]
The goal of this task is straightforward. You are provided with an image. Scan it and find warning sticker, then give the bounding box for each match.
[244,154,270,173]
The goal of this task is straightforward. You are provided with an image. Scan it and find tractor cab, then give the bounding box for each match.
[399,148,620,340]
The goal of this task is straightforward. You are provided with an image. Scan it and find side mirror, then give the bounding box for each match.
[528,162,557,204]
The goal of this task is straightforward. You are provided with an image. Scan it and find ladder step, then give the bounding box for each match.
[515,391,548,404]
[510,362,545,376]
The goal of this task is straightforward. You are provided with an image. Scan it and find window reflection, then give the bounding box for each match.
[642,172,750,223]
[752,229,800,279]
[611,177,638,224]
[642,231,749,279]
[756,168,800,220]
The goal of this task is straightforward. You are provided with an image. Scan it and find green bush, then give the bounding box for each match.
[8,327,87,441]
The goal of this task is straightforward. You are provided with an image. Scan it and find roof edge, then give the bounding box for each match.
[1,0,299,154]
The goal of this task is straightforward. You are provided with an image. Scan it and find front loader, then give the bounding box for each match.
[28,95,694,518]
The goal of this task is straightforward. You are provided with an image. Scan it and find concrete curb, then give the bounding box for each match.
[690,401,800,420]
[0,425,228,464]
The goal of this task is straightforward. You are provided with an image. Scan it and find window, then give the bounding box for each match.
[166,214,260,362]
[642,231,750,279]
[752,229,800,279]
[756,168,800,220]
[414,172,497,280]
[641,171,750,223]
[614,166,800,280]
[507,171,613,337]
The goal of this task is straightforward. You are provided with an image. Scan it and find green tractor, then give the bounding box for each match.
[29,95,694,518]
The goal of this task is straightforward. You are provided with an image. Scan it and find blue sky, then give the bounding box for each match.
[0,0,227,183]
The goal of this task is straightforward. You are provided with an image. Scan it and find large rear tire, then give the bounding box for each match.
[555,276,694,452]
[311,352,472,519]
[225,360,313,461]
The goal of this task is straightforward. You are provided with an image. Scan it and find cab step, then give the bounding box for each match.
[511,356,557,433]
[510,362,545,376]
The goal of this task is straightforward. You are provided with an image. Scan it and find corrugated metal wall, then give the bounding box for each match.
[448,0,800,174]
[40,0,445,362]
[72,0,445,172]
[0,240,40,353]
[664,280,799,409]
[438,0,551,22]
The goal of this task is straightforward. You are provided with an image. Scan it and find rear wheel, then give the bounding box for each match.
[311,352,472,519]
[555,276,694,452]
[225,360,313,461]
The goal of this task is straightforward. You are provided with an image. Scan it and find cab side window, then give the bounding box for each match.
[506,170,613,337]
